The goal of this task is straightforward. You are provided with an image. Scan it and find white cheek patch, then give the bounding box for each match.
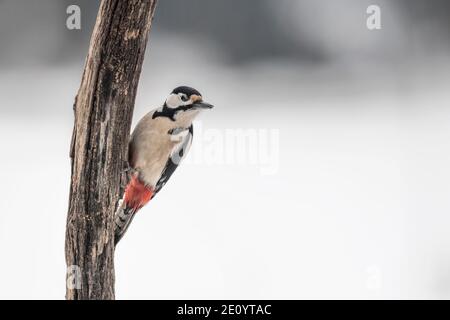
[166,94,181,108]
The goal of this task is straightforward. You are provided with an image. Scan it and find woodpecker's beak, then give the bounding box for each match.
[192,101,214,110]
[190,95,213,110]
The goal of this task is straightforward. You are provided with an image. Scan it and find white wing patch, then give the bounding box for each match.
[154,126,193,193]
[168,127,193,165]
[169,127,190,143]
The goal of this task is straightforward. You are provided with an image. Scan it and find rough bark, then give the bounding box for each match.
[65,0,157,300]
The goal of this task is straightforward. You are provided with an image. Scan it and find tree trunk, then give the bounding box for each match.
[65,0,157,300]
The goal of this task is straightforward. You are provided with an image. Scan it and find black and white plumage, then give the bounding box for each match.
[154,124,194,194]
[114,86,213,245]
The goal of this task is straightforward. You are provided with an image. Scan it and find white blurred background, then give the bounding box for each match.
[0,0,450,299]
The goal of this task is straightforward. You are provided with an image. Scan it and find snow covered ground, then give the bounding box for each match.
[1,38,450,299]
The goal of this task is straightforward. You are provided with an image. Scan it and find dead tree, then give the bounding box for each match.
[65,0,158,300]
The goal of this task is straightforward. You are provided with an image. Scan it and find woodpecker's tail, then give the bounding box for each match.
[114,175,153,245]
[114,200,138,245]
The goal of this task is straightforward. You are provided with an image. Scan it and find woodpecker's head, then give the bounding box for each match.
[153,86,213,121]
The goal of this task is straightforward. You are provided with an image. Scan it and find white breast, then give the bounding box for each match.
[129,110,195,187]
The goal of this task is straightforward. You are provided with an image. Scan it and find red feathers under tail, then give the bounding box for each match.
[114,175,154,245]
[124,175,153,210]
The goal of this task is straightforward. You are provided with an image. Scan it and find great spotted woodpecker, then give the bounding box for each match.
[114,86,213,245]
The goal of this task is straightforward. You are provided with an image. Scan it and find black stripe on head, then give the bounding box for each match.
[153,86,202,121]
[152,106,176,121]
[152,103,197,121]
[171,86,202,97]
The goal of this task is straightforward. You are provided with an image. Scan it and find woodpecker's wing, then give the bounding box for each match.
[154,125,193,194]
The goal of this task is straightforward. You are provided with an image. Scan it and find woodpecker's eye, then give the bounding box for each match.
[180,94,189,102]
